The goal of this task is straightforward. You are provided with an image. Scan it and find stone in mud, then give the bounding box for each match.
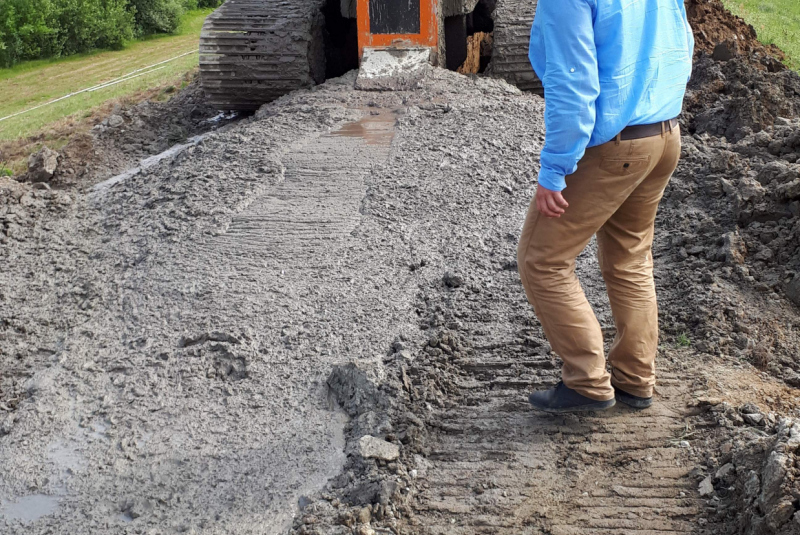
[327,363,388,418]
[718,231,747,265]
[359,435,399,461]
[787,277,800,307]
[107,114,125,128]
[345,480,397,506]
[712,41,737,62]
[25,147,59,183]
[778,179,800,200]
[443,271,464,288]
[759,451,788,508]
[743,412,765,426]
[699,475,714,496]
[715,463,734,480]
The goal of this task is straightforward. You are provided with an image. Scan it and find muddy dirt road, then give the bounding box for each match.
[3,31,800,535]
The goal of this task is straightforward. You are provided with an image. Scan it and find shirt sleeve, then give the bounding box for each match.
[679,0,696,79]
[529,0,600,192]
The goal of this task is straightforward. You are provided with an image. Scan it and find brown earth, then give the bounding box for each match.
[685,0,785,68]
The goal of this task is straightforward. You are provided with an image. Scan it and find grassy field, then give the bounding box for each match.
[0,9,212,142]
[723,0,800,70]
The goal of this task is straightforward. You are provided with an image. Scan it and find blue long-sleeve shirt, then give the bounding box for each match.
[529,0,695,192]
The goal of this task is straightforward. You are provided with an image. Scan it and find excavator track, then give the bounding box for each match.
[490,0,542,93]
[200,0,542,110]
[200,0,326,110]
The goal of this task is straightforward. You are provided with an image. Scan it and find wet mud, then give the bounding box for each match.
[2,6,800,533]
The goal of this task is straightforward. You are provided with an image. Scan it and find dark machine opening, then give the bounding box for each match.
[445,0,496,74]
[322,0,359,80]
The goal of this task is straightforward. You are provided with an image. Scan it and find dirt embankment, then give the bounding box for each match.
[3,77,239,189]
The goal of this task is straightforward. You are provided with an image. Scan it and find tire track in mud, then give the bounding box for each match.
[207,112,397,268]
[403,249,707,534]
[288,80,721,534]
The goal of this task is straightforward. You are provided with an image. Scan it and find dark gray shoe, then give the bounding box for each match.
[528,381,616,413]
[614,387,653,409]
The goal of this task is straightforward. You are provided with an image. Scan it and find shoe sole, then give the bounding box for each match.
[615,395,653,409]
[528,396,616,413]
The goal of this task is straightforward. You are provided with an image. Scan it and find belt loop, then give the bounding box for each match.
[615,132,621,145]
[660,121,665,138]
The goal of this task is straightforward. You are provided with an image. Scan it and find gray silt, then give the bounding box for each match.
[0,71,533,534]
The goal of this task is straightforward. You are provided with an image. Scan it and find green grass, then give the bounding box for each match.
[677,333,691,348]
[722,0,800,71]
[0,9,212,141]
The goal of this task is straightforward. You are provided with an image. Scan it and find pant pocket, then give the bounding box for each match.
[599,156,651,176]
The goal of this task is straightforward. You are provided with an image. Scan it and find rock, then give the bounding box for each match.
[766,499,796,530]
[698,475,714,497]
[718,231,747,265]
[740,402,761,415]
[327,363,388,418]
[743,412,765,426]
[345,480,397,506]
[359,435,399,461]
[786,276,800,307]
[739,175,766,202]
[760,451,788,504]
[25,147,59,182]
[744,470,760,503]
[357,506,371,524]
[712,41,737,61]
[108,114,125,128]
[716,463,734,480]
[443,271,464,288]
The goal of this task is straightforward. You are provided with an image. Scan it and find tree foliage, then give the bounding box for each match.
[0,0,224,67]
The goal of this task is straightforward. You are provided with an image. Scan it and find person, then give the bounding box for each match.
[518,0,695,412]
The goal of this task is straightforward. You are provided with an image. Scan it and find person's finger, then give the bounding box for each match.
[553,191,569,209]
[545,195,565,215]
[540,202,560,218]
[536,196,555,217]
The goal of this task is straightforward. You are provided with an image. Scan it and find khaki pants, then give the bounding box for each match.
[517,126,681,401]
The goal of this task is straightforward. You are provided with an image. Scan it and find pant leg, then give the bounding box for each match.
[518,137,663,401]
[596,126,682,398]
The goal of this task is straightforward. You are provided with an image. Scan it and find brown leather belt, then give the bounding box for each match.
[618,118,679,141]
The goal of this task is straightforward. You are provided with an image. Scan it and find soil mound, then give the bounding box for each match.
[683,55,800,142]
[685,0,785,65]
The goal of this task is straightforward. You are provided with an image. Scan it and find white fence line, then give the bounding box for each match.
[0,49,199,123]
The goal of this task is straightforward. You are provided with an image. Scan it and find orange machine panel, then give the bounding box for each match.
[357,0,439,57]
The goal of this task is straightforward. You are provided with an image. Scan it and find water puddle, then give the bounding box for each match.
[0,494,60,523]
[47,440,86,474]
[329,110,397,146]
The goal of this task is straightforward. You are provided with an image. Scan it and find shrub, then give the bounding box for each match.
[128,0,184,35]
[0,0,134,67]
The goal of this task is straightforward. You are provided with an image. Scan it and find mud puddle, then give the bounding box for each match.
[330,110,399,146]
[0,495,60,523]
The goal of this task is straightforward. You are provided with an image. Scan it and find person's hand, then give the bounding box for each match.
[535,185,569,218]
